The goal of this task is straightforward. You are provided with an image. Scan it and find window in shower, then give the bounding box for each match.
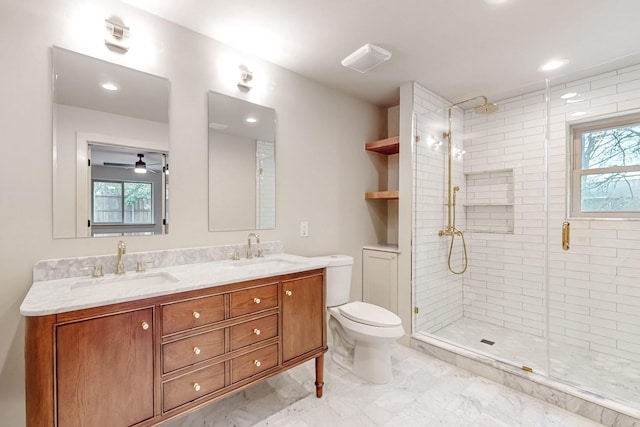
[571,112,640,217]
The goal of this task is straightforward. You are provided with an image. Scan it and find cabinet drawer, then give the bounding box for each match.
[231,344,278,384]
[230,314,278,351]
[230,284,277,318]
[162,329,225,374]
[162,294,225,335]
[162,362,225,412]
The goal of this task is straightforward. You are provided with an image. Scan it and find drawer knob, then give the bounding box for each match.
[193,311,201,319]
[193,346,201,355]
[253,297,261,304]
[253,328,261,336]
[193,382,201,392]
[254,360,261,367]
[285,290,293,297]
[141,321,150,330]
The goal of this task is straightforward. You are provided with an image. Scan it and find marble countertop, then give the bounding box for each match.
[20,253,328,317]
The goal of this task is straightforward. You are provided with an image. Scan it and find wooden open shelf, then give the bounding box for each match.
[365,136,399,155]
[364,190,399,200]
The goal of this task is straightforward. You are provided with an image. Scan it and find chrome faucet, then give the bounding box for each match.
[246,233,260,259]
[116,241,126,275]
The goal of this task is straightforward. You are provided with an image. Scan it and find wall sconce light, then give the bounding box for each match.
[237,65,253,91]
[105,18,130,53]
[454,147,466,158]
[426,135,442,148]
[134,154,147,174]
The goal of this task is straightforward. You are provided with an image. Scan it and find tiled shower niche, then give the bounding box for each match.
[464,169,514,234]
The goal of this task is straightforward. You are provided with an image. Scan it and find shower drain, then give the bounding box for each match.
[480,339,495,345]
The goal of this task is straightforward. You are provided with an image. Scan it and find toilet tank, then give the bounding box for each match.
[312,255,353,307]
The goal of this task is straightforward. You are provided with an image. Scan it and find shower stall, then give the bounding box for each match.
[410,63,640,421]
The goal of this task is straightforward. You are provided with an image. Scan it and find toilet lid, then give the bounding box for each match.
[338,301,402,328]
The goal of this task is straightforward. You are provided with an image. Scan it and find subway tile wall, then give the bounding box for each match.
[413,62,640,363]
[413,83,466,333]
[256,140,276,229]
[545,64,640,362]
[462,89,548,339]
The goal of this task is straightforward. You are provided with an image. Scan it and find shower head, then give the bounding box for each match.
[474,102,499,114]
[450,95,499,115]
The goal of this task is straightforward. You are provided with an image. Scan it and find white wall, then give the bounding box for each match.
[209,131,257,230]
[462,90,548,337]
[412,82,466,333]
[0,1,383,425]
[547,66,640,361]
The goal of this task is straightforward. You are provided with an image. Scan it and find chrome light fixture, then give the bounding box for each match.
[237,65,253,91]
[134,154,147,174]
[105,18,130,53]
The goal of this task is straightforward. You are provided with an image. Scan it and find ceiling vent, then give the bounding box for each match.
[341,43,392,73]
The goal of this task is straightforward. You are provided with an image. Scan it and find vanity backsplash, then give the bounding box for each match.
[33,241,284,282]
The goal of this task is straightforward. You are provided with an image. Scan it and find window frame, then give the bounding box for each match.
[570,112,640,219]
[92,179,155,226]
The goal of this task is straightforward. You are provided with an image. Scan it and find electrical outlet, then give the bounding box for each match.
[300,221,309,237]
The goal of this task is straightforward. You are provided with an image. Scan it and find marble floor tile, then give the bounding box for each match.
[431,317,640,409]
[165,344,604,427]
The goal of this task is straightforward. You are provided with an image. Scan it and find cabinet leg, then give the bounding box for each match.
[315,354,324,398]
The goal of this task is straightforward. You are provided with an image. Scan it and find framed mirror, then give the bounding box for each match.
[52,47,170,238]
[208,91,276,231]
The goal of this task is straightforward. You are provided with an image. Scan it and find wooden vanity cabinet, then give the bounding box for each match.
[56,308,155,427]
[282,273,325,362]
[25,269,326,427]
[282,273,326,398]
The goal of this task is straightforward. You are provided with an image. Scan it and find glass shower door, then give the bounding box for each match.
[547,70,640,414]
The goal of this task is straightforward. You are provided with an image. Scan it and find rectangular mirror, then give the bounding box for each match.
[52,47,170,238]
[208,91,276,231]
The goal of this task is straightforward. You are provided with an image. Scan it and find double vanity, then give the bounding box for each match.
[36,44,323,426]
[21,245,328,427]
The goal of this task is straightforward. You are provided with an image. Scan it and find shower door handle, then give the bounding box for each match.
[562,221,570,251]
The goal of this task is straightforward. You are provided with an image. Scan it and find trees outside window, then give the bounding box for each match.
[93,181,153,224]
[571,113,640,218]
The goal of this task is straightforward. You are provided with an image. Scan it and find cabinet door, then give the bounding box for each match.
[282,273,324,362]
[56,308,154,427]
[362,249,398,313]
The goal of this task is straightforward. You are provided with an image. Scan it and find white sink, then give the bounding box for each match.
[232,256,304,269]
[69,272,179,289]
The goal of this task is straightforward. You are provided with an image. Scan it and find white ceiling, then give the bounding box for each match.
[124,0,640,108]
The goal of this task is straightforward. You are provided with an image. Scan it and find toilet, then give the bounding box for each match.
[314,255,404,384]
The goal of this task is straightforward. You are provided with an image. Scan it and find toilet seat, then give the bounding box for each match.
[338,301,402,328]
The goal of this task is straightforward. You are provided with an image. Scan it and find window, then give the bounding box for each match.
[571,113,640,218]
[93,181,153,224]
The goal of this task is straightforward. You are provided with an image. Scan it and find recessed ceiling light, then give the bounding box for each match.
[245,117,258,123]
[538,59,568,72]
[570,111,587,117]
[101,82,119,91]
[560,92,577,99]
[566,98,584,104]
